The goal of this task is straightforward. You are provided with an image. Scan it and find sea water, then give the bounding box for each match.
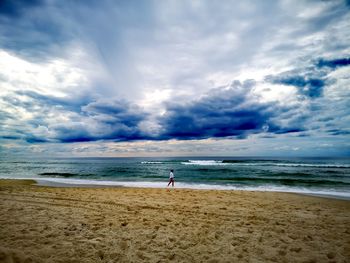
[0,157,349,198]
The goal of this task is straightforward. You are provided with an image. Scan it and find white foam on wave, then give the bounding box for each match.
[141,161,163,164]
[273,163,350,168]
[182,160,228,166]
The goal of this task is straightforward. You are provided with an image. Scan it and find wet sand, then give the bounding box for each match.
[0,179,349,263]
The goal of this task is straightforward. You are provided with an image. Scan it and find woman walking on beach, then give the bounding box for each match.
[167,169,175,187]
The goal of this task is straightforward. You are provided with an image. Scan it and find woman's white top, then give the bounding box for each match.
[169,172,174,178]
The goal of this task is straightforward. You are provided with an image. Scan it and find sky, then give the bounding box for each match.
[0,0,349,157]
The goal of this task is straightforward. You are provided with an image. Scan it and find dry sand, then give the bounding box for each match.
[0,179,349,263]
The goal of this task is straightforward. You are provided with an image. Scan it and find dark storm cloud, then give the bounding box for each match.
[263,52,350,139]
[3,91,148,143]
[316,57,350,69]
[265,56,350,98]
[25,136,48,143]
[16,90,92,112]
[0,126,46,143]
[157,80,302,140]
[0,135,22,140]
[52,124,146,143]
[0,0,42,18]
[48,124,95,143]
[0,0,70,60]
[266,75,326,98]
[82,100,145,128]
[327,129,350,136]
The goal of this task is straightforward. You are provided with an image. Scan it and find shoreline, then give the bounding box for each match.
[35,178,350,201]
[1,178,350,201]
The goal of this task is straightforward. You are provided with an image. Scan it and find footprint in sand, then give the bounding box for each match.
[289,247,302,253]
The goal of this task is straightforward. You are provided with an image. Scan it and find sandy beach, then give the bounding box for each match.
[0,180,349,263]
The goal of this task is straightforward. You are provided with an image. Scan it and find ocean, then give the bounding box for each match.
[1,157,349,199]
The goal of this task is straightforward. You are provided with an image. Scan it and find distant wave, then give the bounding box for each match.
[272,163,350,168]
[238,162,350,168]
[141,161,164,164]
[38,172,96,178]
[180,160,350,168]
